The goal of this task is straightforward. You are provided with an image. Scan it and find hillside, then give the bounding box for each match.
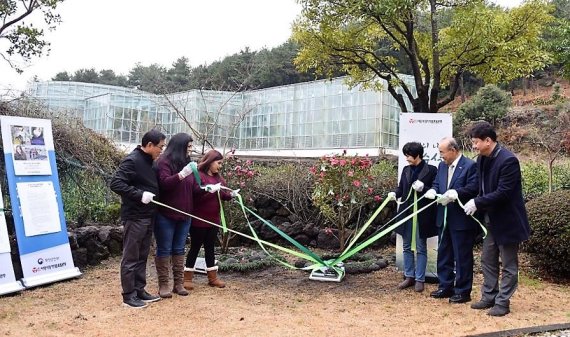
[441,77,570,113]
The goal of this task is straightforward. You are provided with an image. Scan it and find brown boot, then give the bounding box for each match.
[183,268,195,290]
[155,256,172,298]
[397,277,415,290]
[414,281,424,292]
[206,266,225,288]
[172,255,189,296]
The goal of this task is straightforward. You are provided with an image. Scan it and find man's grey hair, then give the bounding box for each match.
[441,137,460,151]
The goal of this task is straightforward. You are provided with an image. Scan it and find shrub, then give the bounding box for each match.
[311,152,384,251]
[369,159,398,197]
[60,171,119,226]
[521,161,570,201]
[219,153,257,253]
[524,190,570,279]
[521,162,550,201]
[454,84,512,132]
[252,162,319,225]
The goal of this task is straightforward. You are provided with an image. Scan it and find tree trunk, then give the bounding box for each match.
[460,73,465,103]
[339,224,346,252]
[548,158,555,193]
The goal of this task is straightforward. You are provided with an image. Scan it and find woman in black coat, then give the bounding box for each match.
[391,142,437,292]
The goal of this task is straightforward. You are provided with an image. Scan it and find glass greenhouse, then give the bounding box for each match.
[27,76,414,155]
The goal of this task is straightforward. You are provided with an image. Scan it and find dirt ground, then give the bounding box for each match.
[1,250,569,337]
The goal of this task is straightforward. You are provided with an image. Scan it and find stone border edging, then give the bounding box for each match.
[465,323,570,337]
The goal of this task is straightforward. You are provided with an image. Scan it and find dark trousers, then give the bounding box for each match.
[185,227,217,268]
[480,230,519,308]
[436,227,476,296]
[120,218,154,300]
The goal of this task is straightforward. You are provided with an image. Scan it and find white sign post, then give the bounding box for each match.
[395,112,452,280]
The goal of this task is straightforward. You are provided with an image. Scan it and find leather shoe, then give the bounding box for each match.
[449,294,471,304]
[430,289,453,299]
[470,300,494,310]
[487,305,510,317]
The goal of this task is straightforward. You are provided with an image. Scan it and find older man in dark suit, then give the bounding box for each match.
[425,137,479,304]
[464,121,530,317]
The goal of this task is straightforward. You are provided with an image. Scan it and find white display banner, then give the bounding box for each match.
[395,112,453,279]
[0,253,24,295]
[17,181,61,237]
[1,116,81,289]
[0,211,9,254]
[0,182,24,295]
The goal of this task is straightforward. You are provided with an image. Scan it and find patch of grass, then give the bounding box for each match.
[519,272,544,289]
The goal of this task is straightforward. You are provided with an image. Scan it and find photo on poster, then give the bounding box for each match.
[6,124,52,175]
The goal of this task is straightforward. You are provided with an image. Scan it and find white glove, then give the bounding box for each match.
[230,189,240,197]
[443,189,458,202]
[424,189,436,200]
[438,196,452,206]
[178,162,196,179]
[387,192,396,201]
[464,199,477,216]
[141,191,155,204]
[411,180,424,192]
[203,183,221,193]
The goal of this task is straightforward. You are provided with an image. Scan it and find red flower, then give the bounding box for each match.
[353,180,361,187]
[374,195,382,202]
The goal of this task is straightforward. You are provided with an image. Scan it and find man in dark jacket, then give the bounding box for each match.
[425,137,479,304]
[110,129,166,309]
[464,121,530,317]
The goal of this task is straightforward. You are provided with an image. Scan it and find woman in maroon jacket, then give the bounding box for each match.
[154,133,197,298]
[184,150,236,288]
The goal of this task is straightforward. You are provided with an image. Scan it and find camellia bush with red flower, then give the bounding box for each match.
[219,152,257,253]
[310,151,383,251]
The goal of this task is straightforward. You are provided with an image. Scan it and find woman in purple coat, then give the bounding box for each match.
[154,133,196,298]
[184,150,236,289]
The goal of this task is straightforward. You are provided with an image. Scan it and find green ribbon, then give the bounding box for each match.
[411,190,418,252]
[331,198,438,265]
[218,193,227,234]
[190,162,201,185]
[152,188,441,273]
[339,196,393,258]
[151,199,323,267]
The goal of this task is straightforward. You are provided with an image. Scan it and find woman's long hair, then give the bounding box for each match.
[198,150,223,174]
[158,133,193,172]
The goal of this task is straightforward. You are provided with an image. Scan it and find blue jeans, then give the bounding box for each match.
[154,213,191,257]
[401,221,427,282]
